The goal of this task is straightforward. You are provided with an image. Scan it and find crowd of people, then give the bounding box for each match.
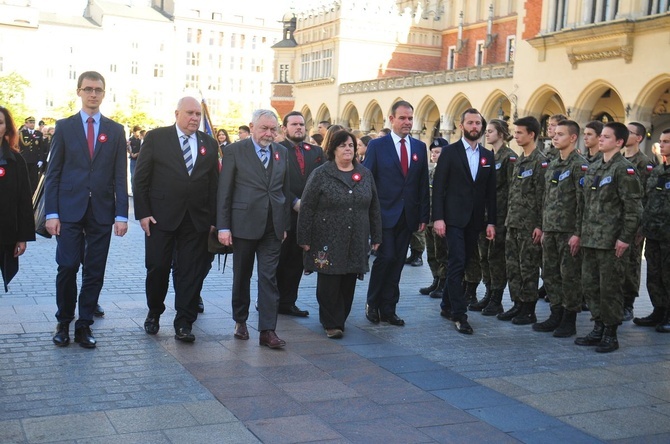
[1,71,668,355]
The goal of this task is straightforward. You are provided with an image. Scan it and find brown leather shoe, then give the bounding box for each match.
[259,330,286,349]
[234,322,249,340]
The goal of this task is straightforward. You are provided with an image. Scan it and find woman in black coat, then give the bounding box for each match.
[0,106,36,291]
[297,130,382,338]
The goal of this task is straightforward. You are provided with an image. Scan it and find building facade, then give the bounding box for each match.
[271,0,670,152]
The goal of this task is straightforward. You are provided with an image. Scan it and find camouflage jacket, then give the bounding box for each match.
[490,145,517,228]
[642,163,670,242]
[542,150,588,235]
[586,151,602,164]
[624,150,656,204]
[581,152,643,249]
[505,148,547,231]
[543,143,559,162]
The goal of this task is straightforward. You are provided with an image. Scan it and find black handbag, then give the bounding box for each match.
[207,230,232,255]
[32,174,51,239]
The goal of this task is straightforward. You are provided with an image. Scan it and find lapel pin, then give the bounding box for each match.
[274,152,280,161]
[199,146,206,156]
[412,153,418,162]
[98,133,108,143]
[0,167,5,177]
[352,172,361,182]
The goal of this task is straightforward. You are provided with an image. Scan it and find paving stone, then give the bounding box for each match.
[331,417,435,443]
[0,419,25,443]
[220,394,310,422]
[400,368,478,391]
[509,425,604,444]
[468,403,565,432]
[162,423,260,444]
[246,414,342,444]
[277,379,360,403]
[420,421,521,443]
[105,405,199,434]
[384,400,479,427]
[560,406,670,441]
[22,412,116,443]
[432,385,520,409]
[304,397,390,425]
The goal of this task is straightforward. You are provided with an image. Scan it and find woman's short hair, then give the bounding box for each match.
[326,129,357,163]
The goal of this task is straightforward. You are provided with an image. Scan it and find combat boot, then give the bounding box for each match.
[553,309,577,337]
[574,320,604,346]
[633,307,665,327]
[512,300,538,325]
[532,305,563,332]
[656,309,670,333]
[420,277,439,295]
[497,300,521,321]
[429,278,446,298]
[464,281,479,305]
[482,289,504,316]
[469,284,491,311]
[595,325,619,353]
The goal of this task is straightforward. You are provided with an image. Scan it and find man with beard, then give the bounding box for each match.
[276,111,323,316]
[432,108,496,334]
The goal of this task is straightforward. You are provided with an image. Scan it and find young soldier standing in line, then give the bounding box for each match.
[533,120,588,337]
[621,122,657,321]
[498,116,547,324]
[634,128,670,331]
[583,121,604,163]
[575,122,642,353]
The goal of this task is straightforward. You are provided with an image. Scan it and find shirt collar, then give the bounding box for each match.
[251,138,270,154]
[175,126,194,141]
[461,136,479,152]
[80,109,101,125]
[391,131,409,146]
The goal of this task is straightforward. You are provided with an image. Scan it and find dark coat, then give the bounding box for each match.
[279,139,324,227]
[0,144,35,245]
[297,161,382,275]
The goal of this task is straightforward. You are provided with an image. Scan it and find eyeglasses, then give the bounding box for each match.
[78,87,105,94]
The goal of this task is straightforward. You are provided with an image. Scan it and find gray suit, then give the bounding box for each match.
[217,138,291,330]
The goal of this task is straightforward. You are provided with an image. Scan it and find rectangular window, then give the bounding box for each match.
[506,36,515,62]
[218,32,225,46]
[154,64,164,77]
[185,74,199,89]
[186,51,201,66]
[131,61,138,75]
[230,33,236,48]
[447,46,456,70]
[279,64,288,82]
[252,36,257,50]
[475,40,485,66]
[240,34,246,49]
[196,29,202,44]
[212,12,222,21]
[209,31,215,45]
[109,64,117,73]
[187,28,193,43]
[69,65,77,80]
[322,49,333,78]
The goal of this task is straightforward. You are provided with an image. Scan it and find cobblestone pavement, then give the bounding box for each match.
[1,201,669,443]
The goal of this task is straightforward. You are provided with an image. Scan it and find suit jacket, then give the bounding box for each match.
[279,139,324,227]
[132,125,219,232]
[45,113,128,225]
[431,139,496,230]
[19,129,46,164]
[362,133,430,230]
[217,138,291,240]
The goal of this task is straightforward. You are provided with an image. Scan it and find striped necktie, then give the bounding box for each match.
[182,135,193,175]
[260,148,269,169]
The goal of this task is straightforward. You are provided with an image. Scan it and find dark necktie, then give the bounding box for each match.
[87,117,95,159]
[400,138,408,176]
[260,148,269,169]
[295,145,305,175]
[182,135,193,175]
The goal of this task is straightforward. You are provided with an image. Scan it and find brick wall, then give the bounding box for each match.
[378,51,442,78]
[522,0,542,40]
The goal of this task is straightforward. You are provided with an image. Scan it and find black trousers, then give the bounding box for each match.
[441,222,480,320]
[144,212,209,330]
[317,273,358,330]
[277,223,304,309]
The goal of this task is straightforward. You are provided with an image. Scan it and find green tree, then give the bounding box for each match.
[0,72,31,120]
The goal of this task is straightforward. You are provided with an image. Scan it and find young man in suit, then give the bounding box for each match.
[45,71,128,348]
[218,109,291,348]
[133,97,219,343]
[276,111,324,317]
[432,108,497,334]
[363,100,430,326]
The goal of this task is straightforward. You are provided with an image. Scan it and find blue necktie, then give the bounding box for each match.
[182,135,193,175]
[260,148,269,169]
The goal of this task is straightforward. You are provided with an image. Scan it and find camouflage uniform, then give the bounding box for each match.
[426,167,448,279]
[543,143,559,162]
[409,230,426,254]
[586,151,603,164]
[622,151,656,305]
[478,146,516,291]
[541,150,588,312]
[581,152,643,326]
[505,148,548,303]
[641,163,670,310]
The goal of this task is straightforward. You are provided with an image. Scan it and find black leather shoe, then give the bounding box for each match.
[380,314,405,326]
[455,317,474,335]
[278,305,309,317]
[74,326,97,348]
[52,322,70,347]
[144,313,160,335]
[365,304,380,324]
[175,327,195,342]
[197,297,205,314]
[440,309,452,320]
[93,304,105,317]
[409,256,423,267]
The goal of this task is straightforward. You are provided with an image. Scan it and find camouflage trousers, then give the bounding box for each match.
[541,231,582,312]
[506,227,541,302]
[582,247,626,326]
[426,226,448,279]
[622,236,643,301]
[644,239,670,309]
[478,227,507,291]
[464,241,481,284]
[409,230,426,253]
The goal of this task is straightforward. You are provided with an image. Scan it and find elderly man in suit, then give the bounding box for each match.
[432,108,496,334]
[218,109,291,348]
[133,97,219,343]
[45,71,128,348]
[363,100,430,326]
[276,111,324,317]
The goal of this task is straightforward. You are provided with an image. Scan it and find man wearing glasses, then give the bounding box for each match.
[45,71,128,348]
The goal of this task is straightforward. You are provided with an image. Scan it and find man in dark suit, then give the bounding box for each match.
[19,116,46,195]
[45,71,128,348]
[363,100,430,326]
[276,111,324,317]
[133,97,218,343]
[218,109,291,348]
[432,108,496,334]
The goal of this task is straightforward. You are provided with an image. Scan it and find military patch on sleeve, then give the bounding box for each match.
[599,176,612,186]
[521,169,533,178]
[581,164,589,171]
[509,156,517,163]
[626,167,635,175]
[647,164,654,172]
[559,170,571,181]
[541,161,548,168]
[665,181,670,190]
[495,162,502,170]
[579,177,585,187]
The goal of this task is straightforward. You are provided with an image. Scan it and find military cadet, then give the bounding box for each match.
[498,116,547,324]
[19,116,46,195]
[575,122,643,353]
[620,122,656,321]
[634,128,670,331]
[533,120,587,337]
[542,113,567,163]
[405,231,425,267]
[584,121,604,163]
[469,119,515,315]
[419,138,449,298]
